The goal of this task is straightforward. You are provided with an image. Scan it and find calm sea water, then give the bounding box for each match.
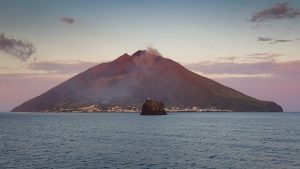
[0,112,299,169]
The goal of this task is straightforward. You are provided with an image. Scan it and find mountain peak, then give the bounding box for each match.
[132,48,162,58]
[132,50,147,57]
[130,49,163,68]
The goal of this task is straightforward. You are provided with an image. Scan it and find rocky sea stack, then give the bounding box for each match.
[141,99,167,115]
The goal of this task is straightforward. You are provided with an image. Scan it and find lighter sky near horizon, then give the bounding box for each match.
[1,0,300,111]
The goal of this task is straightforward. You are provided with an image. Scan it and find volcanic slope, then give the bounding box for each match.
[12,49,283,112]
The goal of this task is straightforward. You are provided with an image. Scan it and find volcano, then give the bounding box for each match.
[12,49,283,112]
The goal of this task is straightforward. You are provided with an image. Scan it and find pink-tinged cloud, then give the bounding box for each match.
[187,61,274,75]
[0,33,36,61]
[218,53,281,63]
[270,39,294,44]
[251,2,300,22]
[217,56,238,62]
[258,36,300,44]
[61,17,75,24]
[29,61,98,74]
[186,58,300,77]
[246,53,280,61]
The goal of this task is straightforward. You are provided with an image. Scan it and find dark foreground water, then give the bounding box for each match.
[0,112,300,169]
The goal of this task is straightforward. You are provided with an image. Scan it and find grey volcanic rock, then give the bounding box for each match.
[141,99,167,115]
[12,49,283,112]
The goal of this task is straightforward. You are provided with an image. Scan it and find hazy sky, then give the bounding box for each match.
[1,0,300,111]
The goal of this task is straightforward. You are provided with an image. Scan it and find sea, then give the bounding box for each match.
[0,112,299,169]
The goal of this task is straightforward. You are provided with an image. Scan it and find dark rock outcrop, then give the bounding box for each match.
[141,99,167,115]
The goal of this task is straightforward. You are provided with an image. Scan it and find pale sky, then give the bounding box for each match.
[1,0,300,111]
